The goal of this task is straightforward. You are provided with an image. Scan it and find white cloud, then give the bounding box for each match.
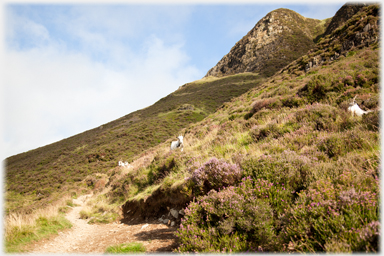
[5,9,51,48]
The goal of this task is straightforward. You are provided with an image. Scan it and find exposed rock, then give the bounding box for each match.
[158,215,166,223]
[282,3,379,74]
[171,221,175,227]
[205,8,327,78]
[179,209,185,215]
[122,185,192,222]
[163,219,170,225]
[323,3,367,37]
[170,209,179,219]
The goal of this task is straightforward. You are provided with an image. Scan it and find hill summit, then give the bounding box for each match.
[205,8,328,77]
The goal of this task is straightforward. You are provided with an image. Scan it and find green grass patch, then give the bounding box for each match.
[105,242,146,253]
[5,214,72,253]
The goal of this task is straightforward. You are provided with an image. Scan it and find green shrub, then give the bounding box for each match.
[298,75,332,103]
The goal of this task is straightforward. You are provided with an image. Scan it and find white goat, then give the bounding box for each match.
[170,135,184,152]
[347,96,373,117]
[118,161,132,168]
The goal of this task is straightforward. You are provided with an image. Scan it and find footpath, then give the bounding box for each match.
[29,194,178,253]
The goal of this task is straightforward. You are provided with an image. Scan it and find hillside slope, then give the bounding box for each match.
[5,72,265,213]
[4,2,380,253]
[97,3,378,253]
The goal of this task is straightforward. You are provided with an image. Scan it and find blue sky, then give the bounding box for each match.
[2,1,346,159]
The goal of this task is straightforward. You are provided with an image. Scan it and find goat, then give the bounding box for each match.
[170,135,184,152]
[118,161,132,168]
[347,95,373,117]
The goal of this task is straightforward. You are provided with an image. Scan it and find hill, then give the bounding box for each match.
[5,6,328,214]
[4,2,380,253]
[205,8,329,77]
[5,72,265,214]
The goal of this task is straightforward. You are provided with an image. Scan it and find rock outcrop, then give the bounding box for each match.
[205,8,327,78]
[323,3,368,37]
[281,3,379,74]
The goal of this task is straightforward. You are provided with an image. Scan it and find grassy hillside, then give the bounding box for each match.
[4,72,266,214]
[79,4,379,253]
[4,3,380,253]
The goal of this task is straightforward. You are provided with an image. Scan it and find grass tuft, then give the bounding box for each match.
[105,242,146,253]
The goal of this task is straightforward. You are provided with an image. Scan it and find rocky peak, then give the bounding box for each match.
[205,8,327,78]
[323,3,369,37]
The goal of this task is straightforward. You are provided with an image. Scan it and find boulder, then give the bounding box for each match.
[170,209,179,219]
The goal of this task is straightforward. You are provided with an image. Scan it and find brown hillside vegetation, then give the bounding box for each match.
[117,4,379,252]
[4,3,380,253]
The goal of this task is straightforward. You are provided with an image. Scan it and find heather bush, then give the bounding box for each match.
[295,104,343,132]
[318,135,344,159]
[188,157,242,195]
[250,98,278,114]
[279,172,379,252]
[318,129,378,159]
[281,96,304,108]
[362,94,379,109]
[299,74,332,103]
[241,150,313,192]
[176,177,292,252]
[250,122,297,142]
[355,74,368,87]
[362,111,379,131]
[343,75,354,86]
[338,112,359,131]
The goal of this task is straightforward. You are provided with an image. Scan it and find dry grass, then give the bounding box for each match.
[5,194,72,232]
[5,194,73,252]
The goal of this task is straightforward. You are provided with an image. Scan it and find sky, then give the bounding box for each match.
[1,0,347,159]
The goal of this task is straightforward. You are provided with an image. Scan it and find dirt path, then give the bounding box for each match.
[29,195,178,253]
